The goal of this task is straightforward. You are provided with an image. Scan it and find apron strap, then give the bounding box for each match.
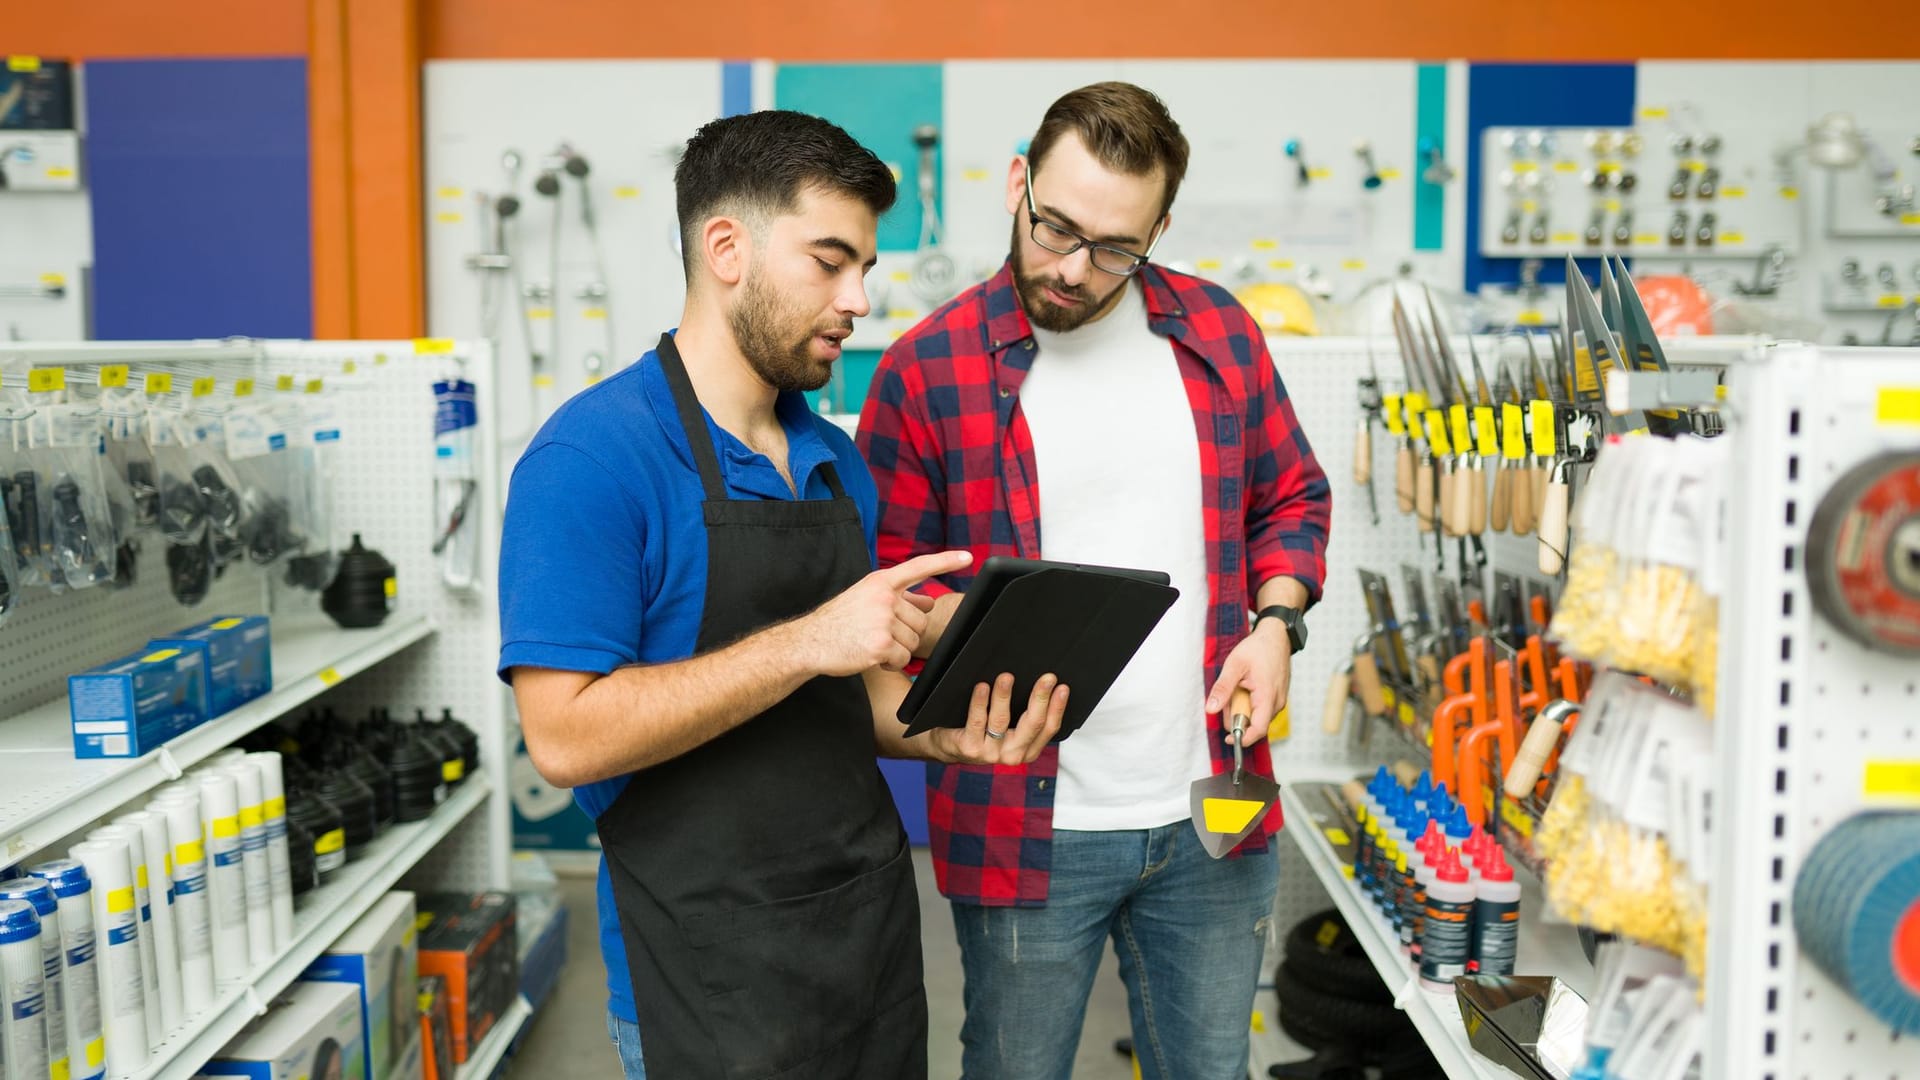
[656,332,729,502]
[819,461,846,499]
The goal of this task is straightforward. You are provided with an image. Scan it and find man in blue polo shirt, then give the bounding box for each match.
[496,111,1070,1080]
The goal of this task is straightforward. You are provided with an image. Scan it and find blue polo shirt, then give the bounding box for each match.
[495,341,879,1023]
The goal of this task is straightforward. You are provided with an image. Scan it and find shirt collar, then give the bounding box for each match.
[640,339,836,499]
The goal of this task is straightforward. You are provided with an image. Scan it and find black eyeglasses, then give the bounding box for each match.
[1024,164,1165,278]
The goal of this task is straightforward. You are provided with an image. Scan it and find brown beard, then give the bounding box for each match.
[726,266,850,392]
[1008,218,1130,332]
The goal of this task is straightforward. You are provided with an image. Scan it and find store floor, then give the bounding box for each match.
[508,849,1137,1078]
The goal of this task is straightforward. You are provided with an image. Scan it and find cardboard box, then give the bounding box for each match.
[414,893,517,1064]
[150,615,273,716]
[0,58,75,129]
[304,892,419,1080]
[197,981,365,1080]
[68,647,208,758]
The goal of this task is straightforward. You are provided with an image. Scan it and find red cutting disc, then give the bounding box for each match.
[1806,453,1920,655]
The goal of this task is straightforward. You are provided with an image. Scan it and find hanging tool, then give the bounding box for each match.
[1355,332,1384,526]
[560,144,618,382]
[910,124,959,305]
[529,154,565,395]
[1354,140,1384,191]
[1419,136,1455,185]
[1390,293,1439,544]
[1285,139,1310,187]
[1490,353,1518,534]
[1465,333,1498,537]
[1189,688,1280,858]
[1610,256,1699,436]
[1405,292,1459,540]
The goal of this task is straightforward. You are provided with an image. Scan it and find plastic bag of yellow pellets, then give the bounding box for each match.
[1549,437,1641,662]
[1602,437,1724,688]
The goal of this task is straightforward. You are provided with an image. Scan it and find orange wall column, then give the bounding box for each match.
[310,0,424,338]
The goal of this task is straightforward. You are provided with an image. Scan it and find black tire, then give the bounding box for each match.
[1281,910,1394,1005]
[1275,963,1414,1043]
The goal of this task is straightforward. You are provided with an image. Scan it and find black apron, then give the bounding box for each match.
[597,334,927,1080]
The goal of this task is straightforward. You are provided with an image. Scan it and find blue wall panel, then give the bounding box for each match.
[86,58,311,339]
[1464,63,1636,292]
[774,63,943,252]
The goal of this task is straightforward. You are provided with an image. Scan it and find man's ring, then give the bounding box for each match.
[984,729,1006,740]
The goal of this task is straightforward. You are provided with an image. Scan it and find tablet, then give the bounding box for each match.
[897,556,1178,741]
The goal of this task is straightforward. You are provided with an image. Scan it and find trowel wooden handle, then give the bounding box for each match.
[1510,463,1535,535]
[1322,666,1351,734]
[1415,460,1435,531]
[1230,687,1254,727]
[1395,446,1415,514]
[1468,463,1488,535]
[1352,652,1387,716]
[1505,711,1565,799]
[1490,462,1512,533]
[1439,463,1462,536]
[1340,779,1367,810]
[1538,475,1570,575]
[1354,419,1372,485]
[1531,463,1548,515]
[1390,759,1421,788]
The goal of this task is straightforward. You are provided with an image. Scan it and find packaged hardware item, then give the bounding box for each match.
[68,647,209,758]
[195,980,364,1080]
[415,975,453,1080]
[151,615,273,717]
[0,59,76,129]
[302,892,419,1080]
[414,893,516,1065]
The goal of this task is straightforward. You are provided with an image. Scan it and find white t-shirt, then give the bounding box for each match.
[1019,281,1212,830]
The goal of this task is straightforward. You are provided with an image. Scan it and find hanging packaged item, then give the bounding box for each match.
[283,393,344,593]
[222,402,307,567]
[1603,437,1721,688]
[150,406,216,606]
[12,402,119,591]
[179,409,253,575]
[1548,435,1639,661]
[432,378,480,590]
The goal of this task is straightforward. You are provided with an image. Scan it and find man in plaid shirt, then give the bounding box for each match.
[856,83,1331,1079]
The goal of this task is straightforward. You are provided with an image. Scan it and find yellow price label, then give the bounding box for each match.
[1324,828,1351,846]
[1634,234,1660,246]
[7,56,42,72]
[1863,761,1920,798]
[532,374,556,389]
[1382,394,1404,435]
[1529,400,1557,456]
[1268,259,1295,271]
[374,352,389,365]
[583,307,608,320]
[275,374,296,392]
[145,373,174,395]
[1196,259,1223,271]
[1553,161,1579,174]
[413,337,455,354]
[1425,410,1452,455]
[961,169,989,182]
[527,307,553,320]
[434,211,463,224]
[435,186,463,199]
[304,378,324,394]
[613,185,641,199]
[99,364,130,389]
[45,166,73,180]
[317,667,341,687]
[192,376,217,397]
[1520,199,1538,214]
[1780,186,1800,200]
[229,377,253,397]
[1250,238,1278,251]
[1341,259,1367,272]
[1878,295,1907,308]
[1474,406,1498,456]
[1640,106,1669,118]
[1511,162,1538,174]
[1904,213,1920,227]
[1499,796,1536,838]
[383,576,397,598]
[1377,168,1402,180]
[342,359,358,375]
[1875,388,1920,426]
[1517,310,1544,326]
[1550,232,1579,244]
[1306,167,1332,180]
[1721,232,1745,245]
[1722,186,1747,198]
[315,829,346,856]
[28,367,66,392]
[1449,403,1470,451]
[886,308,918,321]
[891,269,912,282]
[211,618,244,629]
[1502,403,1527,460]
[40,271,65,286]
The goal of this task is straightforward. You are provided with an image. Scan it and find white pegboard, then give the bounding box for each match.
[247,340,514,894]
[1708,344,1920,1080]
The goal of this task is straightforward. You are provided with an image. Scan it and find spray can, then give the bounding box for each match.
[27,860,105,1080]
[216,761,274,965]
[1420,849,1477,989]
[1471,845,1522,976]
[147,791,215,1015]
[0,879,69,1080]
[245,752,295,948]
[195,770,250,984]
[83,826,164,1045]
[0,898,51,1080]
[66,840,149,1076]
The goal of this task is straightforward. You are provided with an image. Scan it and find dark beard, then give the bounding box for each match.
[1009,219,1128,333]
[726,268,843,392]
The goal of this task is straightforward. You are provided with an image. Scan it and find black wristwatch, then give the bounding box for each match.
[1254,605,1307,654]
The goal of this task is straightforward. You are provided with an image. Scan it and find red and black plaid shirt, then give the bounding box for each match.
[856,261,1331,906]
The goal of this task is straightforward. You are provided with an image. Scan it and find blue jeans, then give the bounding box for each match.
[951,823,1278,1080]
[607,1013,646,1079]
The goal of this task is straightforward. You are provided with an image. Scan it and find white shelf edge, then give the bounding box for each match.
[1,614,435,868]
[140,773,491,1080]
[1280,783,1517,1080]
[456,994,532,1080]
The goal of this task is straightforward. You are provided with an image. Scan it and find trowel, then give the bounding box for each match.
[1190,688,1281,858]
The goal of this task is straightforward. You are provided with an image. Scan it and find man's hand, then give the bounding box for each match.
[793,551,973,676]
[910,592,965,660]
[1204,619,1292,746]
[925,672,1068,765]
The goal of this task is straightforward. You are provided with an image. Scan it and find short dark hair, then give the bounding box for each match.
[1028,82,1189,218]
[674,110,897,278]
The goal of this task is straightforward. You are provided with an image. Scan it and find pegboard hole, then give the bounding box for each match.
[1781,637,1793,662]
[1785,547,1797,572]
[1777,726,1789,751]
[1771,858,1785,883]
[1789,409,1801,435]
[1775,771,1788,795]
[1786,501,1797,526]
[1780,681,1792,706]
[1789,455,1800,481]
[1767,988,1778,1013]
[1782,592,1794,616]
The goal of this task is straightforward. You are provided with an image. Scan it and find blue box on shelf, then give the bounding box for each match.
[68,647,209,758]
[150,615,273,717]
